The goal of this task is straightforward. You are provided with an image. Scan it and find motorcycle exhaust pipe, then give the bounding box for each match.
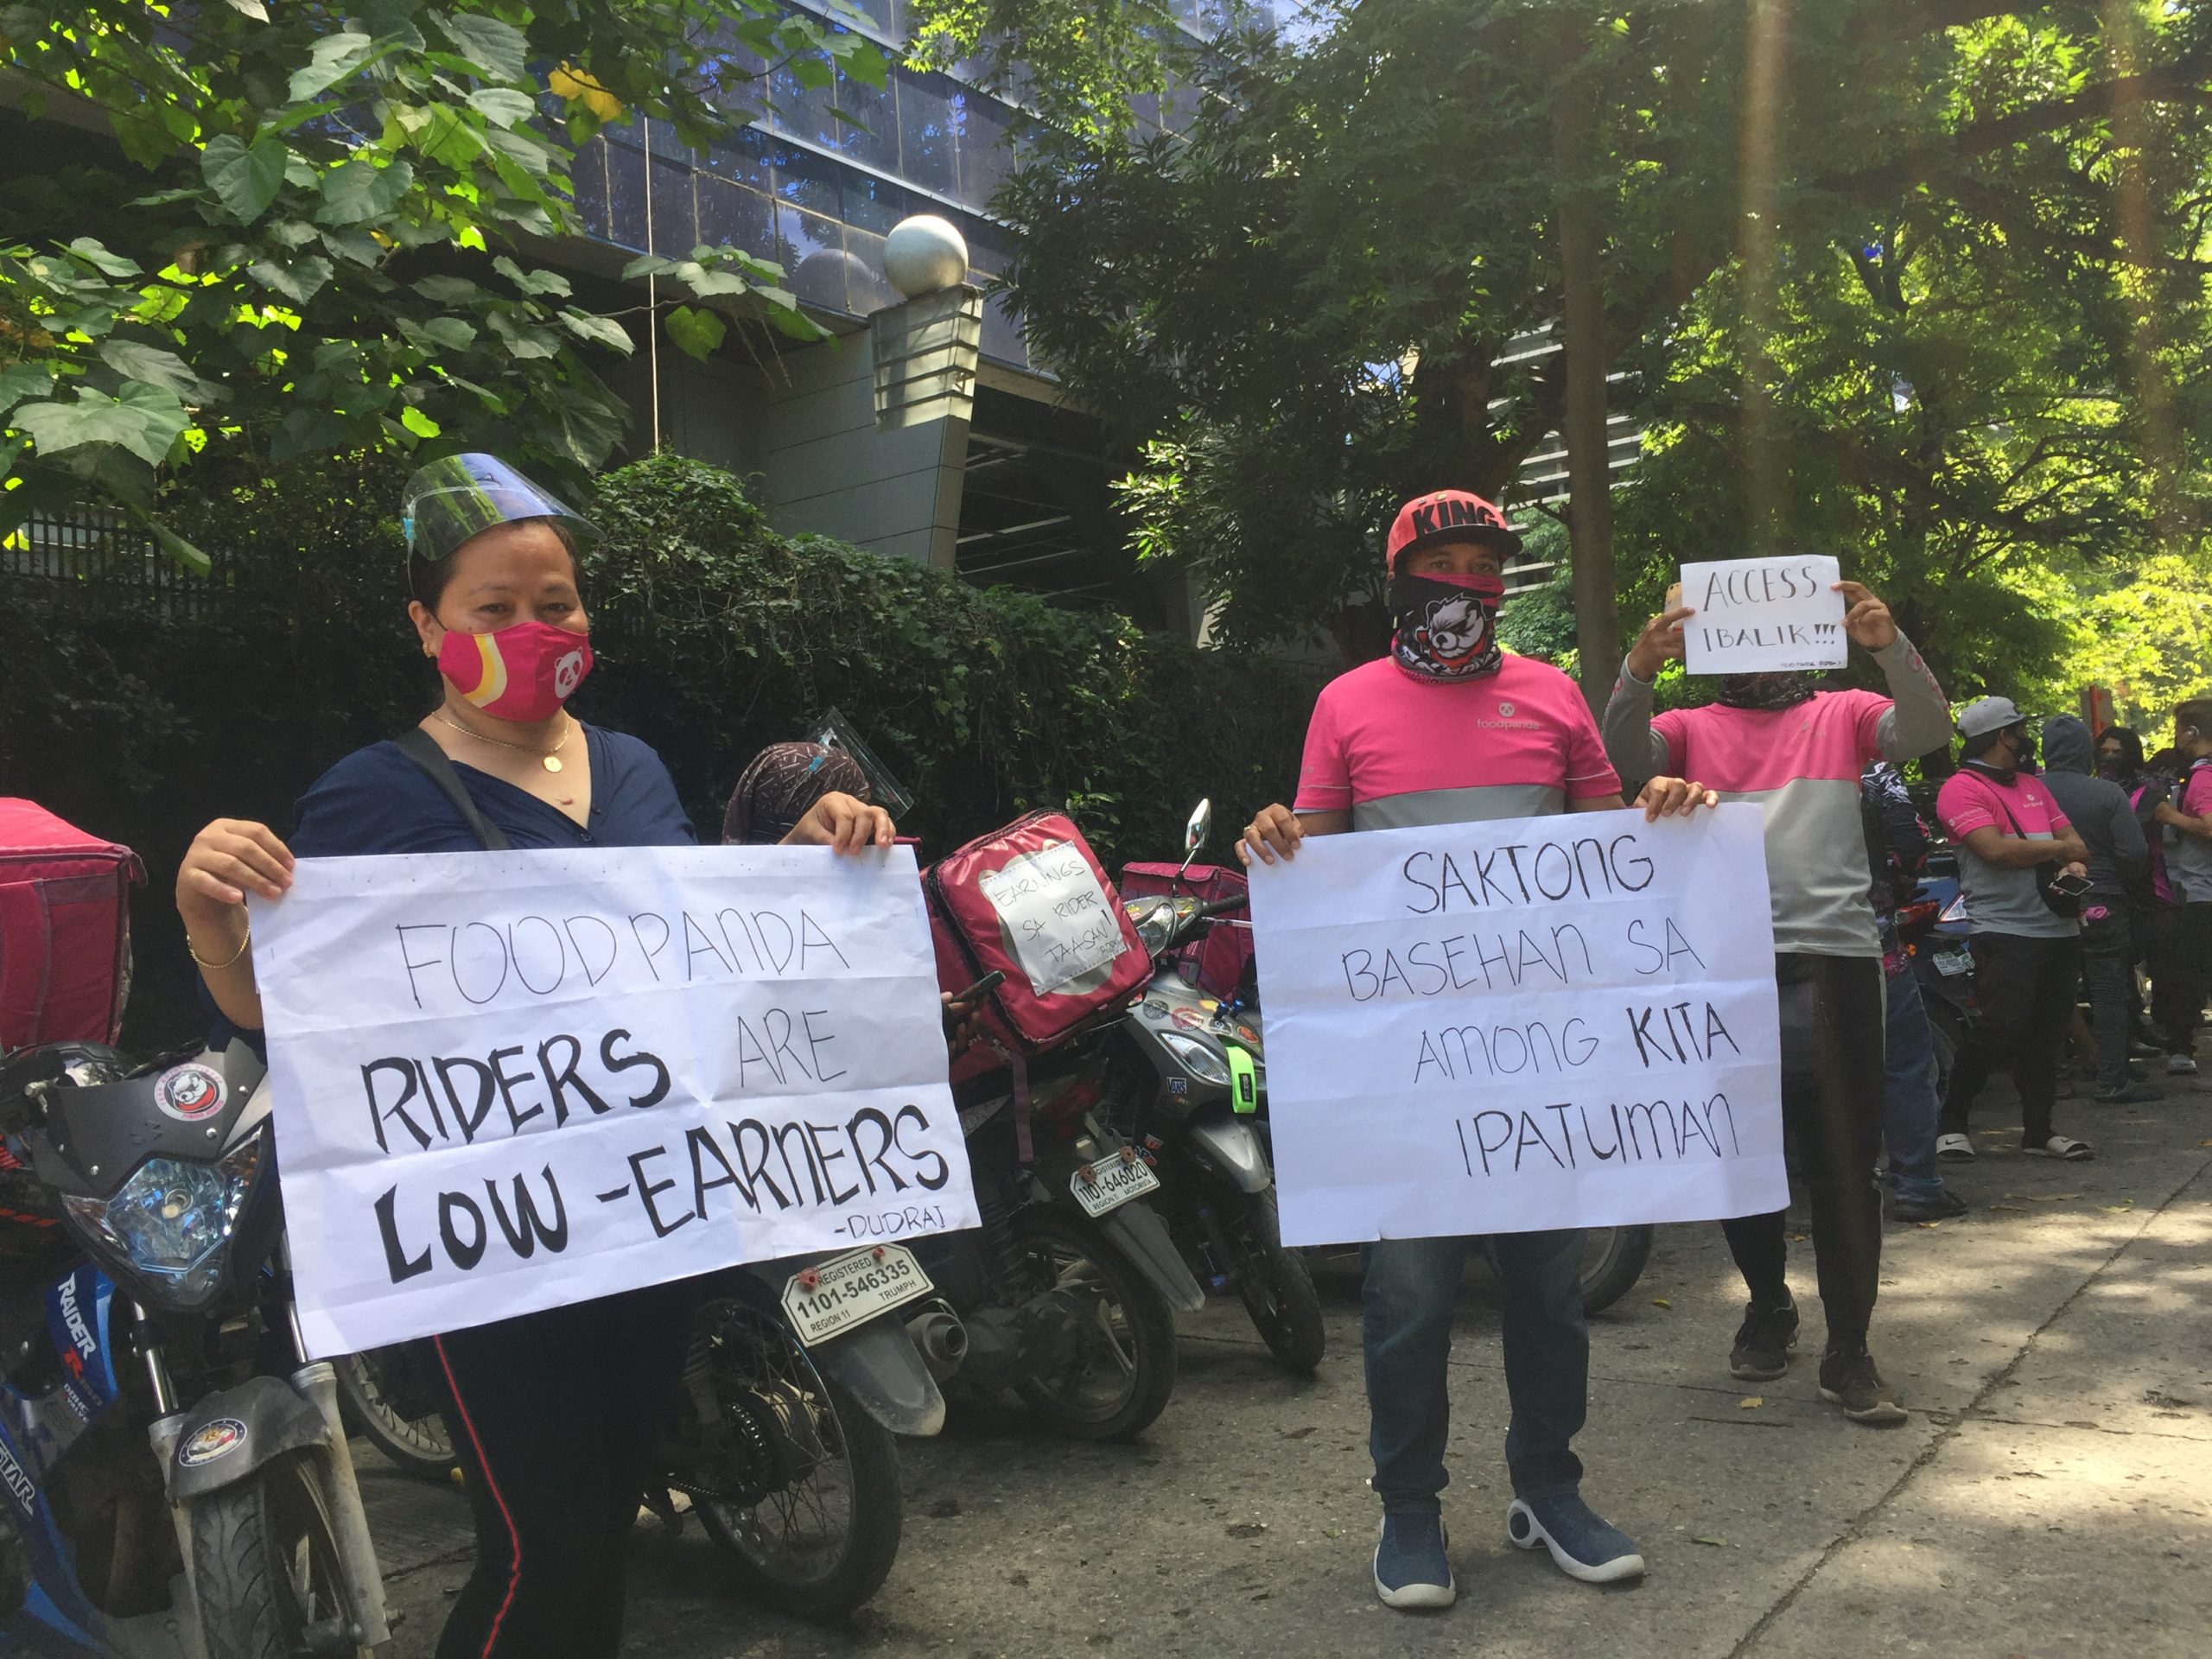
[905,1308,969,1382]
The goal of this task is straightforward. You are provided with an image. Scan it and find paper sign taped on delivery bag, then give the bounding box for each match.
[1679,554,1848,674]
[977,841,1130,995]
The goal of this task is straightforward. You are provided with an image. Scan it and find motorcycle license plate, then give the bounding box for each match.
[1934,949,1973,977]
[1070,1155,1161,1219]
[780,1244,933,1346]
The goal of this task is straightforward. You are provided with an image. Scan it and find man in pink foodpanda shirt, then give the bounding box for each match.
[1934,697,2094,1162]
[1601,581,1950,1427]
[1238,490,1714,1615]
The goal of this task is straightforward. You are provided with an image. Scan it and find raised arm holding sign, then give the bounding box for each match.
[1677,555,1849,674]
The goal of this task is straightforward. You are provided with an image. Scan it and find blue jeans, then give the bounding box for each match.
[1361,1230,1587,1513]
[1882,965,1948,1205]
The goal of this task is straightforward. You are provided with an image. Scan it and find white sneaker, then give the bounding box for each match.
[1935,1133,1974,1162]
[2167,1054,2198,1077]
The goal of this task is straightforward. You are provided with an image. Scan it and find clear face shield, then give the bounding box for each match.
[400,453,598,565]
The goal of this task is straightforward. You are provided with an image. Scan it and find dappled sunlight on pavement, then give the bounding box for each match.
[365,1078,2212,1657]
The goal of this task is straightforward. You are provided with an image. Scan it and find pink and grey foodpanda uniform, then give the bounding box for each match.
[1296,491,1627,1527]
[1600,635,1949,1352]
[1933,760,2083,1147]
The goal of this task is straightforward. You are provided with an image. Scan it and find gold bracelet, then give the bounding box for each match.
[188,925,251,971]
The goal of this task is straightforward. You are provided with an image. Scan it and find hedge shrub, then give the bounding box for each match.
[0,453,1319,1049]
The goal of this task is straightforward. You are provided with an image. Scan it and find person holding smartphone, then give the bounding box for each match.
[1934,698,2095,1164]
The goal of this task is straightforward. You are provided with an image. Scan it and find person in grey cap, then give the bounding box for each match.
[2039,715,2156,1103]
[1934,697,2095,1162]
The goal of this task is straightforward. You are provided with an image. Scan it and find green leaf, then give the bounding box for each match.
[555,309,633,353]
[487,311,559,359]
[432,12,530,82]
[467,87,539,129]
[318,226,385,267]
[318,157,416,224]
[493,256,571,299]
[97,340,219,402]
[412,105,486,166]
[664,305,728,359]
[247,253,334,305]
[270,404,353,461]
[0,363,59,412]
[200,133,290,225]
[266,218,321,250]
[398,315,478,352]
[400,404,442,439]
[64,238,142,279]
[149,519,213,575]
[413,275,484,305]
[287,31,376,102]
[15,381,190,466]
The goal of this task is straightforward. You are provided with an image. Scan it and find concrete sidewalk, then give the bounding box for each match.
[370,1083,2212,1658]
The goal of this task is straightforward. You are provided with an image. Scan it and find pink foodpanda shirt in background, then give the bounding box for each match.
[1936,767,2079,939]
[1601,634,1951,956]
[1295,653,1621,830]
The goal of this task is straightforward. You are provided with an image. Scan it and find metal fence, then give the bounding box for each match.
[0,506,226,618]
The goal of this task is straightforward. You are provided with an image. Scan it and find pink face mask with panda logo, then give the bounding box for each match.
[436,620,594,722]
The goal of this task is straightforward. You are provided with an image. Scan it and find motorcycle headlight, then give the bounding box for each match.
[1158,1033,1232,1087]
[1126,898,1177,956]
[63,1132,264,1307]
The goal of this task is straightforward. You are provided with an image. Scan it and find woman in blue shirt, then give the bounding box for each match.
[171,454,885,1659]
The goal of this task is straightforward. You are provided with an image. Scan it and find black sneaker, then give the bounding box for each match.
[1819,1345,1907,1426]
[1891,1190,1968,1222]
[1729,1298,1798,1380]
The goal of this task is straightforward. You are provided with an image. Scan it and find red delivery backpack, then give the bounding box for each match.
[1117,861,1254,1001]
[0,800,144,1052]
[925,810,1153,1055]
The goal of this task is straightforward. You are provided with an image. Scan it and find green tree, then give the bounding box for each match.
[918,0,2212,703]
[0,1,881,562]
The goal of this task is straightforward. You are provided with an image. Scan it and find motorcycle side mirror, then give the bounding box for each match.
[1179,799,1212,872]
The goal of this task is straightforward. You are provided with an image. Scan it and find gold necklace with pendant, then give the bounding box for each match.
[433,710,575,772]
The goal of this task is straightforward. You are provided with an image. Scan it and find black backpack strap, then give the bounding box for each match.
[392,728,512,852]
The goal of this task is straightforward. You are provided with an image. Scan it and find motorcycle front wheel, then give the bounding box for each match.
[334,1346,454,1483]
[685,1294,904,1621]
[191,1452,364,1659]
[1222,1191,1325,1375]
[1012,1206,1179,1441]
[1575,1225,1656,1314]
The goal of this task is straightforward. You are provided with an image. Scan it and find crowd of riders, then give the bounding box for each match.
[162,455,2209,1648]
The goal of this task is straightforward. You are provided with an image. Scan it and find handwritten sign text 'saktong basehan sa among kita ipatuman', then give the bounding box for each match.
[1246,805,1786,1246]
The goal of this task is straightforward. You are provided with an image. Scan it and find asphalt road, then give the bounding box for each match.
[363,1077,2212,1659]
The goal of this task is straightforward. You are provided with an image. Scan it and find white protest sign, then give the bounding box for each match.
[1246,804,1784,1245]
[976,841,1128,995]
[251,845,977,1358]
[1679,554,1847,674]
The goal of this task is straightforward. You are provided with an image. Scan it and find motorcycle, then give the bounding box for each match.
[0,1039,389,1658]
[1109,802,1325,1374]
[1896,848,1974,1096]
[903,1053,1205,1442]
[333,1245,951,1621]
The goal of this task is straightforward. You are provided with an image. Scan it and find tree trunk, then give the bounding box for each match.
[1553,62,1619,713]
